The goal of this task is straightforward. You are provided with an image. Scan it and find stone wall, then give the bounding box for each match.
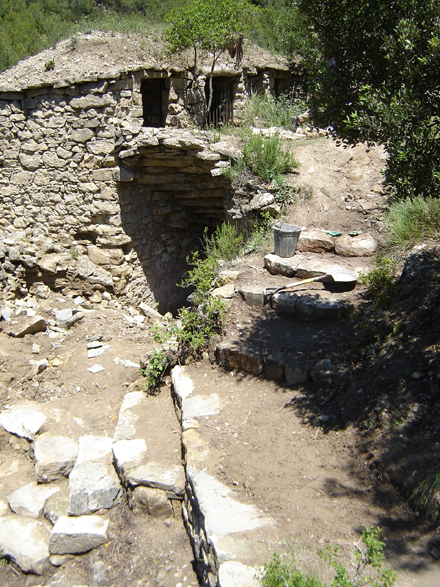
[0,70,241,312]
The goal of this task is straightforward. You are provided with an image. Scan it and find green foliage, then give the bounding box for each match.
[412,473,440,514]
[180,250,219,306]
[164,0,257,67]
[298,0,440,201]
[177,296,226,350]
[260,527,396,587]
[243,133,299,182]
[141,349,168,395]
[360,258,397,310]
[242,92,307,130]
[204,223,244,262]
[386,197,440,248]
[251,0,318,62]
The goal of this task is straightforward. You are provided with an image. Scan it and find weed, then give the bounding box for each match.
[360,258,397,309]
[70,248,78,260]
[177,297,226,350]
[243,133,299,182]
[412,473,440,514]
[44,59,55,71]
[386,196,440,248]
[141,349,168,395]
[259,527,396,587]
[179,250,219,306]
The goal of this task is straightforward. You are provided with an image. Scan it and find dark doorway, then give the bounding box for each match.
[141,79,169,127]
[205,77,236,127]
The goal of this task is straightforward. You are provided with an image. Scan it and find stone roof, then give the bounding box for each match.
[0,31,293,94]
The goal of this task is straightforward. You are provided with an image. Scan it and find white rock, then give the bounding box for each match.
[127,462,185,496]
[54,308,73,323]
[34,433,78,482]
[171,366,194,406]
[87,344,111,358]
[1,305,13,322]
[68,461,121,515]
[88,364,105,374]
[76,435,113,464]
[49,515,109,554]
[219,561,260,587]
[0,401,46,440]
[112,439,147,475]
[0,516,50,574]
[7,482,60,518]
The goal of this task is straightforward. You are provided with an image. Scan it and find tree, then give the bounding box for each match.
[164,0,257,123]
[298,0,440,200]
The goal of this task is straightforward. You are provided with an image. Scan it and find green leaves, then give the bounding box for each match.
[164,0,257,63]
[299,0,440,200]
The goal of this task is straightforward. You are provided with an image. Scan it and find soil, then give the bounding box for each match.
[1,135,439,586]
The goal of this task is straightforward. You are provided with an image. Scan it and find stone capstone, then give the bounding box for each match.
[334,234,378,257]
[34,433,78,482]
[0,516,50,574]
[126,462,185,497]
[7,481,60,518]
[68,460,122,515]
[0,401,46,440]
[296,229,335,253]
[219,561,260,587]
[49,515,109,554]
[129,486,173,517]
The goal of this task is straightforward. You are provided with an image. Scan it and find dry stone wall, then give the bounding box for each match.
[0,72,243,312]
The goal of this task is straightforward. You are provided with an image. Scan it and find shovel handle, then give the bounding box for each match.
[266,275,330,297]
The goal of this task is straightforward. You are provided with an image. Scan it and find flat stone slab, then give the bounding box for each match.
[0,515,50,574]
[219,561,260,587]
[68,460,122,515]
[181,394,220,430]
[9,315,47,337]
[264,253,359,280]
[187,467,271,540]
[127,462,185,496]
[112,438,147,482]
[49,515,109,554]
[34,433,78,482]
[114,391,144,440]
[171,366,194,408]
[0,401,46,440]
[238,285,266,308]
[8,481,60,518]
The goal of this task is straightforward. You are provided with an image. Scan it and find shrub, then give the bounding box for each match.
[204,223,243,262]
[360,258,397,310]
[386,196,440,248]
[141,349,169,395]
[243,133,298,183]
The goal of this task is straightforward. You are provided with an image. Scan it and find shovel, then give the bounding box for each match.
[265,268,358,297]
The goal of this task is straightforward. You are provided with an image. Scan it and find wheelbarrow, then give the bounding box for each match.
[265,268,358,297]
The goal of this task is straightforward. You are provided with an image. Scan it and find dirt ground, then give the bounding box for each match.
[1,136,439,586]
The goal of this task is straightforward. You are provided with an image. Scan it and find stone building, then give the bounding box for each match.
[0,32,303,311]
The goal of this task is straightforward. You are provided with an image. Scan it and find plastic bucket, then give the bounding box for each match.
[273,222,302,257]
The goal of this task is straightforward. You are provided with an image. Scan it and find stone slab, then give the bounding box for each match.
[34,433,78,482]
[112,438,147,478]
[335,234,378,257]
[49,515,109,554]
[0,401,46,440]
[181,394,220,430]
[0,515,50,574]
[8,481,60,518]
[219,561,260,587]
[127,462,185,496]
[68,460,122,515]
[171,366,194,408]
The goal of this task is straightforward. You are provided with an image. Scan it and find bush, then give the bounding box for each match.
[243,133,299,183]
[141,349,169,395]
[360,258,397,310]
[386,196,440,248]
[204,223,243,262]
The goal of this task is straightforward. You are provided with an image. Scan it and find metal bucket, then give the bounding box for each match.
[273,222,302,257]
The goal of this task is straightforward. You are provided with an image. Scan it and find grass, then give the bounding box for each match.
[243,132,299,183]
[242,92,307,130]
[386,196,440,248]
